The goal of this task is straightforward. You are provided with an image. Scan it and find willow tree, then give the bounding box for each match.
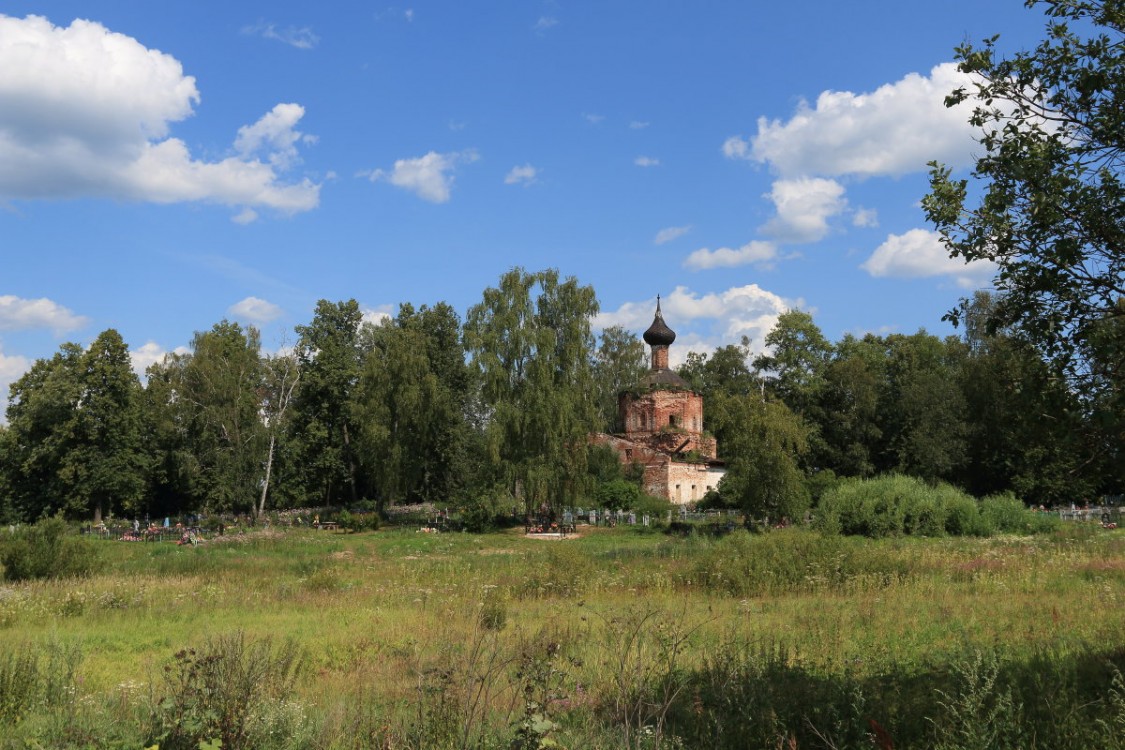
[355,302,471,508]
[464,268,599,511]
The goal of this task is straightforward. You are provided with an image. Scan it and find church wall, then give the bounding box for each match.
[618,389,714,458]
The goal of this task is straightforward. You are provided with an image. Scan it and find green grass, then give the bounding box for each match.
[1,523,1123,748]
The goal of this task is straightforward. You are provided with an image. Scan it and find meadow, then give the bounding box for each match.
[1,522,1123,749]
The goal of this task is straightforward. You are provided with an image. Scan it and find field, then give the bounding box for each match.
[2,523,1124,749]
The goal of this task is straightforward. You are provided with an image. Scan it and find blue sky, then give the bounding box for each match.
[1,1,1051,407]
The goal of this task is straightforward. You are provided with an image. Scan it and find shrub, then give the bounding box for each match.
[817,475,998,539]
[594,478,644,510]
[0,516,100,581]
[979,492,1052,534]
[458,490,510,532]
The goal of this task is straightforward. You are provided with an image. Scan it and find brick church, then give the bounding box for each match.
[592,299,725,504]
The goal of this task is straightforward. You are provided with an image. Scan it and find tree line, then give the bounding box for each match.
[0,273,1119,524]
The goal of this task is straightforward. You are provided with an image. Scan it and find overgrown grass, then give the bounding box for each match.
[0,523,1121,748]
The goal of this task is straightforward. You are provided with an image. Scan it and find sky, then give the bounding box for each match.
[1,1,1054,410]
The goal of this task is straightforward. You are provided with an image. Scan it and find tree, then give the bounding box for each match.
[923,0,1124,403]
[354,303,472,508]
[678,338,758,400]
[258,350,300,517]
[879,332,970,483]
[463,268,600,511]
[291,300,364,505]
[957,292,1098,503]
[709,393,811,525]
[591,325,646,432]
[754,310,831,416]
[3,331,145,521]
[168,322,267,514]
[67,329,147,521]
[816,335,884,477]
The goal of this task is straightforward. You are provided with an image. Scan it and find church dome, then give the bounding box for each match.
[643,297,676,346]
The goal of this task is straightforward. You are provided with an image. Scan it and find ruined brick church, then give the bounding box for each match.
[592,299,725,504]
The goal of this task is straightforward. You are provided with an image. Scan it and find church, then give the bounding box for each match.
[592,299,725,504]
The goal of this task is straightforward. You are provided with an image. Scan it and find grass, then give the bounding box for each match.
[0,523,1122,748]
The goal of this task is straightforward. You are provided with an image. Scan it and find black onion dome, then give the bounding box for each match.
[642,297,676,346]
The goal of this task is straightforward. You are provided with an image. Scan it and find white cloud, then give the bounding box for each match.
[361,305,394,327]
[228,296,284,325]
[761,177,847,243]
[654,225,690,245]
[722,136,751,160]
[0,346,31,420]
[242,22,319,50]
[583,113,604,125]
[684,241,777,271]
[629,121,650,130]
[535,17,559,31]
[0,295,87,334]
[734,63,979,178]
[0,15,319,214]
[234,103,314,171]
[129,341,189,377]
[852,207,879,228]
[232,208,259,225]
[861,228,997,287]
[367,150,478,203]
[595,284,796,362]
[504,164,538,186]
[634,156,660,167]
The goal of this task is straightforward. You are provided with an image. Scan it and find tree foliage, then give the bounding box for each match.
[3,331,145,521]
[355,302,472,508]
[464,268,599,511]
[291,299,364,506]
[710,393,811,525]
[923,0,1124,400]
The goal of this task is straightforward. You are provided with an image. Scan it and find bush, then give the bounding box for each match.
[816,475,1000,539]
[979,492,1058,534]
[458,490,510,532]
[0,516,100,581]
[594,479,644,510]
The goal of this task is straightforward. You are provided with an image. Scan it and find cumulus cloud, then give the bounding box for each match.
[0,295,87,334]
[366,150,478,203]
[861,228,997,288]
[634,156,660,167]
[129,341,189,377]
[241,22,319,50]
[229,296,284,324]
[504,164,538,186]
[654,225,690,245]
[0,15,319,214]
[596,284,796,363]
[683,241,777,270]
[738,63,979,178]
[761,177,847,243]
